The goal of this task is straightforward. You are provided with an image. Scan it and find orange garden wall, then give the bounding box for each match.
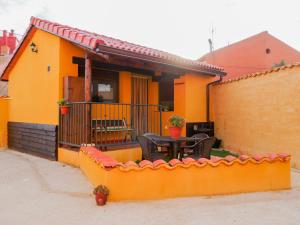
[75,147,290,201]
[0,98,9,148]
[211,66,300,168]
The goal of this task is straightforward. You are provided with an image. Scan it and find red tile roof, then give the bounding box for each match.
[30,17,223,73]
[0,17,225,80]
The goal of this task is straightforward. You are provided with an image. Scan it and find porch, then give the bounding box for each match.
[59,102,162,150]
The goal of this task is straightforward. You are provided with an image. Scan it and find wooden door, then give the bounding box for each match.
[63,76,85,102]
[131,75,148,137]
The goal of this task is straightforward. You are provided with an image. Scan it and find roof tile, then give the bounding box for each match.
[28,17,223,74]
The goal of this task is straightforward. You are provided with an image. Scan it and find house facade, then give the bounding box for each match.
[0,17,224,159]
[199,31,300,81]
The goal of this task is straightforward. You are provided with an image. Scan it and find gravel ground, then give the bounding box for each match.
[0,149,300,225]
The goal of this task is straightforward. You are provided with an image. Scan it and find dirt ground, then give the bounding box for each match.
[0,149,299,225]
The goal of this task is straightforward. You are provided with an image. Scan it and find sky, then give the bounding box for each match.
[0,0,300,59]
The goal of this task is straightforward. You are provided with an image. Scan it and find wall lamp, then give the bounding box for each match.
[30,42,38,53]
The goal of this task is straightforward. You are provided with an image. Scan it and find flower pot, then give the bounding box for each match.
[95,192,108,206]
[60,106,69,115]
[169,127,182,139]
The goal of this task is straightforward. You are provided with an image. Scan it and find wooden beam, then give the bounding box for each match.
[85,54,92,102]
[87,52,185,76]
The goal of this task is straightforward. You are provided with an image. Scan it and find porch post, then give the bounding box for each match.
[85,54,92,102]
[85,54,92,144]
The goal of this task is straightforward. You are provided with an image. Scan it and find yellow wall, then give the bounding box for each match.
[58,146,142,166]
[161,74,215,136]
[79,148,291,201]
[8,29,61,125]
[58,147,80,167]
[0,98,9,148]
[59,39,85,98]
[103,147,142,162]
[211,67,300,168]
[7,30,86,125]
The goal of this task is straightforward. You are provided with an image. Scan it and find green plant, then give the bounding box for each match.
[168,115,185,128]
[57,98,68,106]
[93,185,109,196]
[272,59,286,69]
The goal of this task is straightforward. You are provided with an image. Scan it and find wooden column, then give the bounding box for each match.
[85,55,92,102]
[85,54,92,144]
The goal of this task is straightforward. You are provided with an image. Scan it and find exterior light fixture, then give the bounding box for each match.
[30,42,38,53]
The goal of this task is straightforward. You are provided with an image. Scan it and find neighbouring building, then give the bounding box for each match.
[0,30,17,96]
[0,17,225,159]
[199,31,300,81]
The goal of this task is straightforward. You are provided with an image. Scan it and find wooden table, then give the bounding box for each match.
[152,136,200,159]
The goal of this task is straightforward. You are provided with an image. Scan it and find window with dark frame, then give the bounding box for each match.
[159,79,174,111]
[91,69,119,103]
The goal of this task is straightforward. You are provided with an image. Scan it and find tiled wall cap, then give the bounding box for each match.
[210,156,223,163]
[152,159,167,167]
[253,154,267,161]
[169,159,183,167]
[139,160,153,168]
[239,155,250,161]
[198,158,210,164]
[124,161,139,168]
[182,157,196,164]
[224,155,237,162]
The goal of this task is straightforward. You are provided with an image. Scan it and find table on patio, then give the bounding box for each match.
[151,136,201,159]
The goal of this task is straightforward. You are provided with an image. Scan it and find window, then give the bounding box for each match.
[159,79,174,111]
[92,69,119,102]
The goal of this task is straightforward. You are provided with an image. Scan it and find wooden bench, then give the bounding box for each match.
[92,118,135,141]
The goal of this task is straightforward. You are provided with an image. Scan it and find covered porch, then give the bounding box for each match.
[57,32,225,150]
[59,49,186,150]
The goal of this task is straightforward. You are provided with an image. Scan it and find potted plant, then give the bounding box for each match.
[57,99,69,115]
[168,115,185,139]
[93,185,109,206]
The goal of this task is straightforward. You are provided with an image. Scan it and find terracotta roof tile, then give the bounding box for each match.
[80,147,290,171]
[139,160,153,168]
[169,159,183,167]
[29,17,223,72]
[182,157,196,164]
[152,159,167,167]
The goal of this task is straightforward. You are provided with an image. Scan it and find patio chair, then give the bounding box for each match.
[184,133,209,155]
[201,137,216,159]
[143,133,170,153]
[182,136,216,159]
[192,133,209,140]
[137,135,167,161]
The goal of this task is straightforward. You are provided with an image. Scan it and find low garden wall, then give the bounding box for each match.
[0,97,9,148]
[76,146,290,201]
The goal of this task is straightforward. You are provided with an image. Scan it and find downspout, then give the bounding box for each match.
[206,76,223,122]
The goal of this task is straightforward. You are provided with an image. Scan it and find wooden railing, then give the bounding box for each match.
[59,102,162,149]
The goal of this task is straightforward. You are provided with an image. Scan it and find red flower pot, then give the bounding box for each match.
[169,127,182,139]
[60,106,69,115]
[95,192,108,206]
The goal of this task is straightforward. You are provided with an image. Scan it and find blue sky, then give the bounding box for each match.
[0,0,300,59]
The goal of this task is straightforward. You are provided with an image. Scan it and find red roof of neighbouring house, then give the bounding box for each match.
[199,31,300,81]
[0,17,225,80]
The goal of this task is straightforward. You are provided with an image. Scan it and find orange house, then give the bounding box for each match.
[199,31,300,81]
[0,17,225,160]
